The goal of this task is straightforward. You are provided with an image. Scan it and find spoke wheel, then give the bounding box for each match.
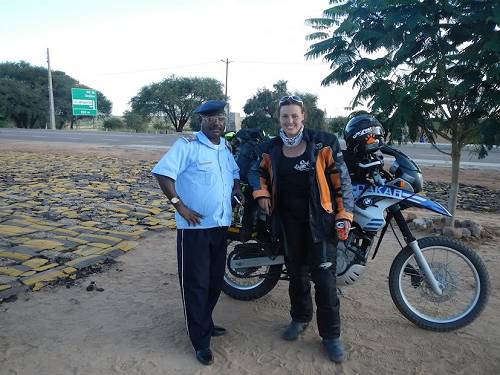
[389,237,490,331]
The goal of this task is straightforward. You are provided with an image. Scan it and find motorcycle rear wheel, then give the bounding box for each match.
[389,236,490,331]
[222,239,282,301]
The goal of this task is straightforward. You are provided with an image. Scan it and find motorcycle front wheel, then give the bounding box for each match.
[389,236,490,331]
[222,239,282,301]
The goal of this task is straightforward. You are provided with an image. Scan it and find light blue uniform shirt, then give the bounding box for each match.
[152,131,239,229]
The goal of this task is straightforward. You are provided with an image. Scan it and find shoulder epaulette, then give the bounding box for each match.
[181,135,196,143]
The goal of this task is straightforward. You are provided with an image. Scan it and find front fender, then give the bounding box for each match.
[403,194,451,217]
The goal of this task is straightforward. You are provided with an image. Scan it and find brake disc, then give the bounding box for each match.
[419,262,459,303]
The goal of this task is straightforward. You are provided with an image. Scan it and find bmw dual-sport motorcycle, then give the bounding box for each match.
[222,144,490,331]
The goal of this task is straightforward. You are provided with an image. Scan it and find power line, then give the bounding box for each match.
[233,60,314,65]
[97,61,220,76]
[95,59,322,77]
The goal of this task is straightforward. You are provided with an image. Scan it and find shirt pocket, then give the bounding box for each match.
[196,160,216,186]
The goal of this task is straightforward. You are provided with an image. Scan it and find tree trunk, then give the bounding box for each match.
[177,119,187,133]
[447,139,462,222]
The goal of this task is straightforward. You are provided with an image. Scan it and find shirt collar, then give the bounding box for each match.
[196,131,223,150]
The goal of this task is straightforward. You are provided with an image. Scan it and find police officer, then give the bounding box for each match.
[152,100,241,366]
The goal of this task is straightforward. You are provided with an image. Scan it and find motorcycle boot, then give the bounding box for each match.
[282,321,309,341]
[322,338,346,363]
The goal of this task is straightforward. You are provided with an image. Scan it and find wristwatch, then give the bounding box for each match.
[170,197,180,205]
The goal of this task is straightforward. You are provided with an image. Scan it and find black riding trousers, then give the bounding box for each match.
[281,217,341,339]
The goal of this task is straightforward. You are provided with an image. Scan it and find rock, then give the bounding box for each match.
[461,228,472,239]
[86,281,95,292]
[406,212,417,222]
[470,223,483,238]
[413,218,428,230]
[462,219,474,228]
[431,216,444,225]
[424,218,434,228]
[442,226,463,239]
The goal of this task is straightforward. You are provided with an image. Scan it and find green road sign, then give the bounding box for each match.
[71,88,98,116]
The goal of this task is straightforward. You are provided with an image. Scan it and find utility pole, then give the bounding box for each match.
[220,58,232,129]
[220,58,231,101]
[47,48,56,130]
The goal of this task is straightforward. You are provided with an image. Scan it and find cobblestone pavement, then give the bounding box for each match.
[0,151,173,301]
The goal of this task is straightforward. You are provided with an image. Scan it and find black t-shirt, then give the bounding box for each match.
[277,149,310,221]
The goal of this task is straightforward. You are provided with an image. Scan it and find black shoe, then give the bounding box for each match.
[322,338,346,363]
[195,348,213,365]
[282,321,309,341]
[212,325,227,337]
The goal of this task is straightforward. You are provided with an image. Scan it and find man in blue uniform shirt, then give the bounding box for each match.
[152,100,241,366]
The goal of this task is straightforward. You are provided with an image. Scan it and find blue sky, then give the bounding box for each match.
[0,0,359,116]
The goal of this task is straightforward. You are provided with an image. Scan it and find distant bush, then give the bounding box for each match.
[123,111,148,133]
[103,117,124,130]
[0,117,12,128]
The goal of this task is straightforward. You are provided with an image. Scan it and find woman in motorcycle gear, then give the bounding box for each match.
[248,96,354,363]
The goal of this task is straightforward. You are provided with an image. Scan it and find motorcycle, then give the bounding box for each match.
[222,144,490,332]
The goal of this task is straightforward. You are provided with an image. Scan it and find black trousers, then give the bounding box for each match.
[281,217,341,339]
[176,227,228,350]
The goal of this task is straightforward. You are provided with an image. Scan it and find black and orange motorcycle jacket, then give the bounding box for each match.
[248,128,354,242]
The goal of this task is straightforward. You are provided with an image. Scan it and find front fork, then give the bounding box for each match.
[390,206,443,295]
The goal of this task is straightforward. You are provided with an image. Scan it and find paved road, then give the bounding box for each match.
[1,128,499,169]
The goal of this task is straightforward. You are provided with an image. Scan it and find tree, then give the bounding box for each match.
[129,75,224,133]
[306,0,500,219]
[328,116,348,136]
[0,77,47,128]
[299,92,327,131]
[242,80,326,135]
[103,117,124,131]
[123,110,148,133]
[0,61,112,129]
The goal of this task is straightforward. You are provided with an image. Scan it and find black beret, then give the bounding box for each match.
[194,100,227,116]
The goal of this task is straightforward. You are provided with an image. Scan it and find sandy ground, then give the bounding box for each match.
[1,225,499,375]
[1,141,499,374]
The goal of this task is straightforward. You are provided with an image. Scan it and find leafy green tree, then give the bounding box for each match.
[103,117,124,131]
[130,75,224,133]
[306,0,500,219]
[243,80,326,135]
[299,92,326,131]
[328,116,348,136]
[123,110,148,133]
[0,61,112,129]
[0,76,47,128]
